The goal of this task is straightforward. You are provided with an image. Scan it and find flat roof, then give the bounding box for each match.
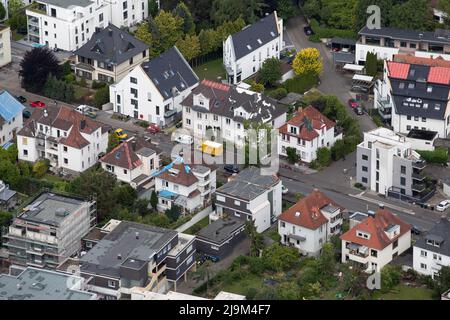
[0,267,96,300]
[197,217,245,244]
[353,74,374,82]
[37,0,93,9]
[343,64,364,71]
[18,193,86,227]
[407,129,438,141]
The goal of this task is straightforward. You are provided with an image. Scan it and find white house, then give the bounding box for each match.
[181,79,287,146]
[17,106,108,173]
[223,11,283,84]
[278,189,344,257]
[100,136,160,189]
[356,27,450,65]
[25,0,148,51]
[0,25,12,68]
[0,91,24,147]
[413,217,450,279]
[341,209,412,273]
[212,167,282,233]
[278,106,342,163]
[154,162,216,214]
[110,46,199,127]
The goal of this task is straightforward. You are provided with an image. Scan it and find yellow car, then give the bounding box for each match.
[114,128,128,140]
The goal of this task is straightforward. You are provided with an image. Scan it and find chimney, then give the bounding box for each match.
[80,120,86,130]
[43,110,48,117]
[131,140,137,151]
[117,254,122,260]
[135,232,139,239]
[108,28,113,37]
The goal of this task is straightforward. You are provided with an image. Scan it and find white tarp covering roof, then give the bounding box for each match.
[344,64,364,71]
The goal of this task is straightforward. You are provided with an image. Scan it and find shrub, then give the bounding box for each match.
[286,147,300,164]
[309,19,357,40]
[381,264,402,293]
[316,147,331,167]
[269,87,288,100]
[32,159,49,178]
[417,147,448,164]
[283,73,318,94]
[79,77,87,87]
[259,57,282,87]
[64,74,76,84]
[93,86,110,108]
[250,81,264,93]
[91,80,107,89]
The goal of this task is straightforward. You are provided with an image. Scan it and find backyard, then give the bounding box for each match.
[193,58,226,82]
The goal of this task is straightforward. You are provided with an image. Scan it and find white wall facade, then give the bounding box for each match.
[0,26,12,68]
[413,246,450,279]
[279,220,326,257]
[0,110,22,146]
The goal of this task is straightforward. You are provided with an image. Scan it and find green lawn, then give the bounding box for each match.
[193,58,226,81]
[372,285,434,300]
[74,85,92,102]
[184,216,210,235]
[219,274,265,296]
[264,228,281,243]
[42,174,64,183]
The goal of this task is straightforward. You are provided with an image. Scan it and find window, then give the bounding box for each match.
[362,166,368,172]
[64,158,68,164]
[400,177,406,186]
[23,149,28,156]
[129,57,133,65]
[124,169,128,174]
[362,155,368,160]
[407,115,411,120]
[63,146,68,152]
[226,118,231,125]
[130,77,137,84]
[420,250,427,257]
[234,212,240,217]
[393,239,398,249]
[422,117,426,122]
[400,165,406,174]
[420,263,427,270]
[107,280,116,288]
[362,177,368,183]
[371,249,377,257]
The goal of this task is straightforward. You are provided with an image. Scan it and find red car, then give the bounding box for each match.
[30,101,46,108]
[147,123,161,134]
[348,99,360,108]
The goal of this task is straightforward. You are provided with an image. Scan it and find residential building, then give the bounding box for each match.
[74,24,149,84]
[100,136,160,189]
[0,267,97,300]
[131,288,245,300]
[2,192,97,269]
[278,189,344,257]
[196,216,246,259]
[356,127,432,202]
[223,11,283,84]
[212,167,282,233]
[431,0,448,24]
[110,46,199,127]
[0,90,24,147]
[278,106,342,163]
[0,180,18,211]
[78,220,196,299]
[356,27,450,65]
[341,208,412,273]
[154,162,216,214]
[17,106,109,173]
[25,0,148,51]
[374,58,450,138]
[413,217,450,279]
[181,80,287,146]
[0,25,11,68]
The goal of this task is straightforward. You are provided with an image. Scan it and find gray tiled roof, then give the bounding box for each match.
[74,24,149,66]
[231,12,280,60]
[414,217,450,257]
[197,217,245,244]
[37,0,92,8]
[141,46,199,100]
[359,26,450,45]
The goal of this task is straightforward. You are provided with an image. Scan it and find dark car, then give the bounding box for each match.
[224,164,240,174]
[22,110,32,119]
[411,226,422,235]
[175,121,182,128]
[16,96,27,103]
[303,25,315,35]
[354,107,364,115]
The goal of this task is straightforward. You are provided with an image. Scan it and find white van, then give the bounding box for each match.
[176,134,194,145]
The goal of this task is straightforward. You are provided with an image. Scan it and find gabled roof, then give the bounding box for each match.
[394,54,450,68]
[231,12,281,60]
[100,137,157,170]
[414,217,450,257]
[157,163,199,187]
[0,91,24,123]
[74,24,149,66]
[279,106,336,141]
[359,26,450,45]
[141,46,199,100]
[340,209,412,250]
[278,189,343,230]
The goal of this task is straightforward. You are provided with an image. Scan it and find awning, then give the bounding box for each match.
[330,37,356,46]
[333,52,355,64]
[353,74,374,82]
[343,64,364,72]
[288,234,306,242]
[347,243,361,250]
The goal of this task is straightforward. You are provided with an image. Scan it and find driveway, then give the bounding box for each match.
[285,16,377,134]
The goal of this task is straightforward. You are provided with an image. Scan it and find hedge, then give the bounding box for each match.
[309,19,358,41]
[417,147,448,164]
[283,73,318,94]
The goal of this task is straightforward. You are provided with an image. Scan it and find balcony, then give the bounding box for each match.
[28,17,39,26]
[412,159,426,170]
[412,183,426,193]
[412,172,425,181]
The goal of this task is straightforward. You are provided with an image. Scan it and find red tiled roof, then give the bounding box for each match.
[387,61,410,79]
[100,137,155,169]
[428,66,450,85]
[340,209,411,250]
[278,189,344,230]
[157,163,198,187]
[394,54,450,68]
[201,79,230,92]
[59,128,89,149]
[279,106,335,141]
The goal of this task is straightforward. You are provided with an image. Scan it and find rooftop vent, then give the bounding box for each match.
[117,254,122,260]
[55,208,68,217]
[295,211,300,217]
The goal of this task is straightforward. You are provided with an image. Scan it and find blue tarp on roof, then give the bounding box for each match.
[0,91,24,122]
[159,189,178,198]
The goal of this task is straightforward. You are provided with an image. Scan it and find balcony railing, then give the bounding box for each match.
[412,160,426,170]
[412,183,426,192]
[412,172,425,181]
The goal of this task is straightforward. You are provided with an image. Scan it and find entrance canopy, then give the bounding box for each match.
[343,64,364,72]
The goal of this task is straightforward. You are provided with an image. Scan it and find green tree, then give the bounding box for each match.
[286,147,300,164]
[148,0,159,17]
[150,10,184,57]
[113,184,138,208]
[276,0,296,20]
[210,0,266,25]
[32,159,49,178]
[258,57,282,87]
[93,86,110,108]
[198,28,220,56]
[249,81,264,93]
[380,264,402,293]
[261,243,299,272]
[330,139,346,161]
[316,147,331,167]
[165,204,182,221]
[365,52,378,77]
[292,48,323,77]
[7,0,23,16]
[173,2,195,34]
[176,34,201,61]
[388,0,432,30]
[316,243,336,287]
[245,220,264,257]
[150,190,158,210]
[353,0,393,30]
[135,21,153,45]
[20,47,60,93]
[0,2,6,20]
[434,266,450,296]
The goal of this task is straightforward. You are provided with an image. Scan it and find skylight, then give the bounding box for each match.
[247,45,252,50]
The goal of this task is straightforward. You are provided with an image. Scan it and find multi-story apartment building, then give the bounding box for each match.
[356,128,432,202]
[223,11,283,84]
[17,106,109,173]
[212,167,282,233]
[413,217,450,279]
[78,220,196,299]
[278,106,342,163]
[181,80,287,146]
[278,189,344,257]
[0,25,11,68]
[374,57,450,138]
[155,162,216,214]
[341,208,412,273]
[2,192,97,269]
[74,24,149,83]
[0,90,24,147]
[25,0,148,51]
[100,136,160,189]
[356,26,450,65]
[110,46,199,127]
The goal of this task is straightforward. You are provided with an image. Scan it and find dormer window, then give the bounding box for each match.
[427,86,433,93]
[357,231,370,239]
[290,126,297,135]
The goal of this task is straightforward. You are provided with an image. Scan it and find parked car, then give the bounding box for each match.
[147,123,161,134]
[16,96,27,103]
[303,25,314,35]
[114,128,128,140]
[30,101,46,108]
[354,107,364,115]
[22,110,32,119]
[411,226,422,235]
[282,185,289,194]
[348,98,360,108]
[224,164,240,174]
[175,134,193,145]
[436,200,450,212]
[175,121,183,128]
[206,254,220,263]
